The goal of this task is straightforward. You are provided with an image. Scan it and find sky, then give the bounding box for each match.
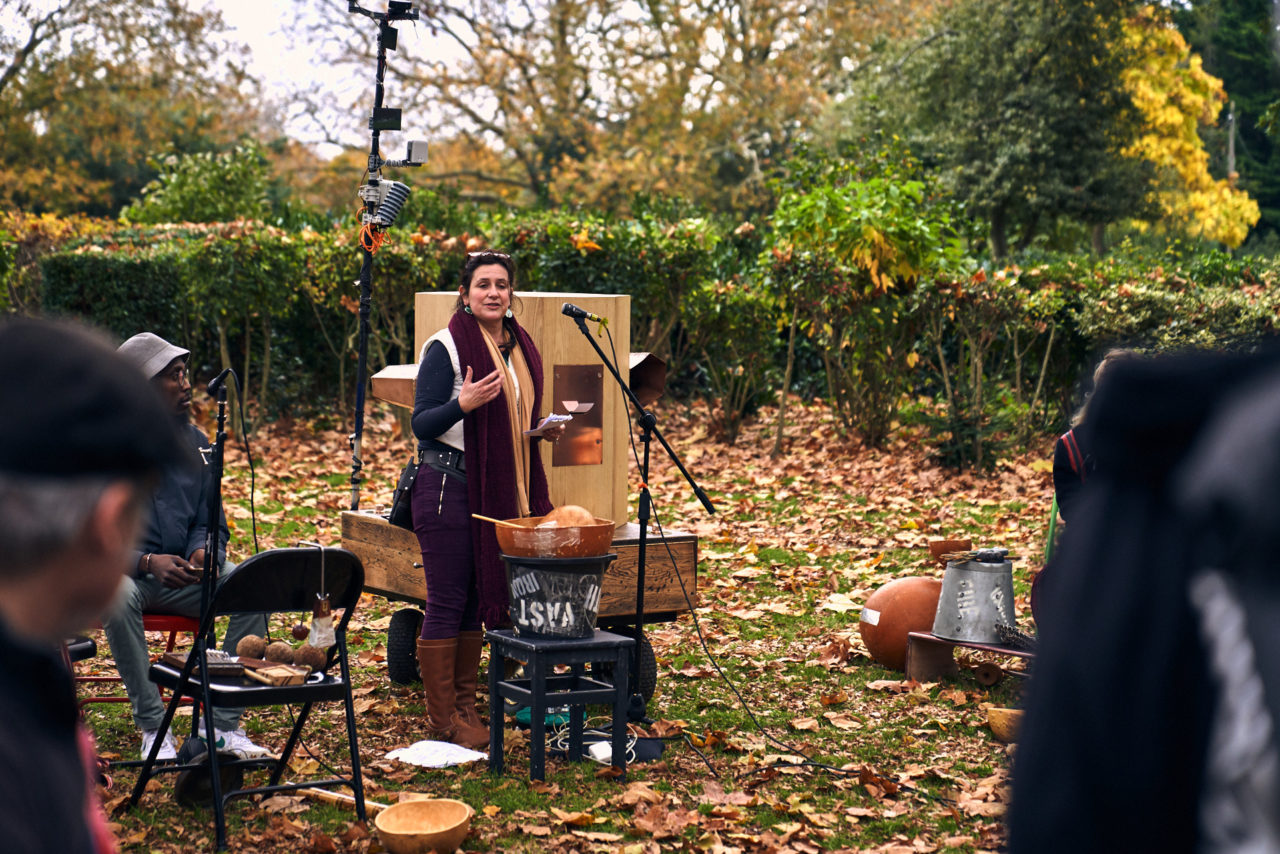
[211,0,444,156]
[213,1,364,154]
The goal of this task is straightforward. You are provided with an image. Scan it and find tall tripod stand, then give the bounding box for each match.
[347,0,424,510]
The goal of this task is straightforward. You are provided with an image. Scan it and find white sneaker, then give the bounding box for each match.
[140,728,178,761]
[211,727,270,759]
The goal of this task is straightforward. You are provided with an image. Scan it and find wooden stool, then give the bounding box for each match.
[486,629,634,781]
[905,630,1035,685]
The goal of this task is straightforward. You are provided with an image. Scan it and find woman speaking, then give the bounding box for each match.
[409,250,564,749]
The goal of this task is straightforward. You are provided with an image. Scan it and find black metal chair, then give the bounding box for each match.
[127,546,366,850]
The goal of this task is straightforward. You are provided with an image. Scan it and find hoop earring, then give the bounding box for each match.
[464,305,473,315]
[505,308,513,318]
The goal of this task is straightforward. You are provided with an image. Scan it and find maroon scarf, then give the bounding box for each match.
[449,311,553,628]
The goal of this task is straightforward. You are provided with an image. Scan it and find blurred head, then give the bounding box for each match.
[0,318,185,642]
[454,250,521,326]
[1093,348,1135,387]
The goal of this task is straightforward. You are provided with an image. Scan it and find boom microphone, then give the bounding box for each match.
[561,303,606,323]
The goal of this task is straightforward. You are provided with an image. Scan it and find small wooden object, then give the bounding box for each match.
[987,706,1024,743]
[242,663,311,686]
[161,651,244,678]
[904,630,1035,683]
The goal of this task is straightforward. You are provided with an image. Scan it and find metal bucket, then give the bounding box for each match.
[502,553,616,638]
[931,549,1015,644]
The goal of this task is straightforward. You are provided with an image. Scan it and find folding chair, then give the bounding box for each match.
[127,546,366,850]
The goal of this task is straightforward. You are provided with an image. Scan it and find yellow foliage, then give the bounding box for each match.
[570,229,602,253]
[1123,6,1259,247]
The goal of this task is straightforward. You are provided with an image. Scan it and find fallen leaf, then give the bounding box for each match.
[550,806,596,827]
[519,824,552,837]
[823,711,862,730]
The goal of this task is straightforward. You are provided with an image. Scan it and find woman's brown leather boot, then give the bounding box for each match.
[416,637,456,741]
[454,630,488,729]
[448,631,489,750]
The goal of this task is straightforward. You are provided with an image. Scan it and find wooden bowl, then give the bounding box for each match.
[374,798,473,854]
[495,515,615,558]
[987,706,1024,744]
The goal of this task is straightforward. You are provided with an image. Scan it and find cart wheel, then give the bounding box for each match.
[387,608,424,685]
[975,662,1004,687]
[597,631,658,702]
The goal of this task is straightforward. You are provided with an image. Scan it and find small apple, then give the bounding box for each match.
[291,621,310,641]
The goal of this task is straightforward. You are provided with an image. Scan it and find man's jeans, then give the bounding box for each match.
[102,567,267,732]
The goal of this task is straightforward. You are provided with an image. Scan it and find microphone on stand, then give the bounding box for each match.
[562,303,607,323]
[207,368,233,396]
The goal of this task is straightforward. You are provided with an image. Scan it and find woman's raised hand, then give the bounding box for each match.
[457,366,504,412]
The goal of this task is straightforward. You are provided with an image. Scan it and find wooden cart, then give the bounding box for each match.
[341,291,700,698]
[342,512,696,696]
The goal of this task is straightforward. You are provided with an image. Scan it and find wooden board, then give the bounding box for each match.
[341,510,697,622]
[243,664,311,686]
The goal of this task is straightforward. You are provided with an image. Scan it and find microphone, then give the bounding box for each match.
[207,368,233,395]
[562,303,606,323]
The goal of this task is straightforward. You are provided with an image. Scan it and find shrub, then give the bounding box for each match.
[683,276,782,443]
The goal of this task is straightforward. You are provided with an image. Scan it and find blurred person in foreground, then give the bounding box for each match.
[102,332,268,761]
[1011,346,1280,852]
[410,250,565,749]
[0,317,185,854]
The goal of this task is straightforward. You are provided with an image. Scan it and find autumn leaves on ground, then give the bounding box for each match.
[84,398,1052,853]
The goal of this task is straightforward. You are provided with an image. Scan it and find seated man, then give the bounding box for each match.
[104,332,268,760]
[0,317,186,854]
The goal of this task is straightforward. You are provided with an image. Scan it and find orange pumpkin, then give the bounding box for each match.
[858,576,943,672]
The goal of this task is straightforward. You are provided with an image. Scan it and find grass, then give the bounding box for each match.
[81,398,1052,853]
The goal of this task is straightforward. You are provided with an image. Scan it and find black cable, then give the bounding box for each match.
[220,373,352,785]
[227,369,260,555]
[600,327,912,788]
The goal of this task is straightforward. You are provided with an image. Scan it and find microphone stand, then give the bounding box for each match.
[200,381,229,651]
[567,316,715,721]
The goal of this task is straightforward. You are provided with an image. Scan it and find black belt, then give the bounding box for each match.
[421,447,466,482]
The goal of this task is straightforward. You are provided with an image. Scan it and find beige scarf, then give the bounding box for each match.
[480,327,536,516]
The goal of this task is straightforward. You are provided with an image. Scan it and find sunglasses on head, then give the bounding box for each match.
[467,250,511,260]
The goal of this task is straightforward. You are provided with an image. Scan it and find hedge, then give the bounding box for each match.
[9,206,1279,458]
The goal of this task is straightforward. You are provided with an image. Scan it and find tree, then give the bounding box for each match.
[1172,0,1280,242]
[294,0,944,215]
[0,0,261,215]
[121,143,272,225]
[857,0,1154,258]
[1123,6,1259,247]
[771,167,967,444]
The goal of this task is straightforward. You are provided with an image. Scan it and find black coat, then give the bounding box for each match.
[0,619,96,853]
[1011,348,1280,852]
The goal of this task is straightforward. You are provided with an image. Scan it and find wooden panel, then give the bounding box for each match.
[342,511,697,620]
[342,511,422,603]
[370,364,417,409]
[414,291,631,524]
